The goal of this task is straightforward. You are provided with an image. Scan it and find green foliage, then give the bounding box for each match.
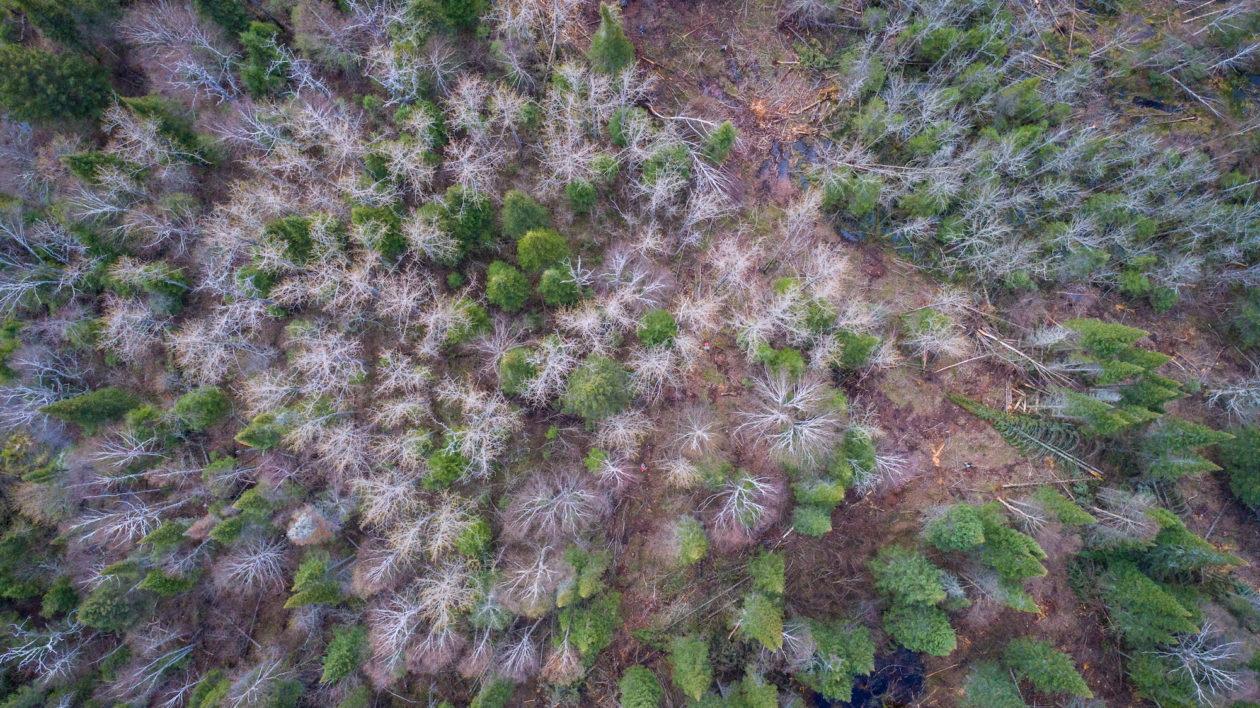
[351,205,406,261]
[78,576,147,633]
[263,216,315,264]
[618,666,662,708]
[235,412,288,451]
[558,545,611,606]
[189,670,231,708]
[1097,561,1196,648]
[565,179,597,214]
[924,504,985,552]
[748,549,785,596]
[516,228,569,272]
[138,569,196,596]
[321,625,367,683]
[239,22,288,98]
[539,267,580,306]
[637,308,677,347]
[587,3,635,75]
[0,45,110,122]
[1221,426,1260,511]
[40,387,139,433]
[562,354,633,423]
[435,0,484,30]
[834,330,880,370]
[882,603,956,656]
[426,185,497,264]
[703,120,737,164]
[39,576,77,618]
[62,151,137,184]
[669,636,712,701]
[455,516,492,557]
[485,261,530,312]
[501,190,549,239]
[960,661,1027,708]
[976,505,1047,581]
[1032,487,1097,524]
[754,344,806,378]
[869,545,945,606]
[469,680,514,708]
[675,516,708,565]
[285,551,342,609]
[499,346,536,396]
[948,393,1096,475]
[448,298,490,344]
[796,620,876,702]
[1137,419,1232,482]
[792,503,833,536]
[842,427,877,476]
[558,591,621,662]
[1002,638,1091,698]
[193,0,249,34]
[425,443,468,489]
[175,387,231,431]
[736,592,783,651]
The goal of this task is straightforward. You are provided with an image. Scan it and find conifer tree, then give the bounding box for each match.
[868,545,945,606]
[668,636,712,701]
[1002,638,1091,698]
[797,621,875,702]
[562,355,633,423]
[320,625,367,683]
[587,3,635,75]
[0,45,111,122]
[736,592,783,651]
[486,261,530,312]
[924,504,985,552]
[960,662,1026,708]
[882,603,955,656]
[618,666,662,708]
[501,190,550,239]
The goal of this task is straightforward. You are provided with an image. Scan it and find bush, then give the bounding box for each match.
[79,577,147,633]
[485,261,530,312]
[175,387,231,431]
[285,551,342,609]
[703,120,737,164]
[669,636,712,701]
[40,387,139,433]
[619,666,662,708]
[1221,426,1260,511]
[540,267,581,306]
[587,3,635,75]
[748,550,785,596]
[0,46,111,122]
[321,625,367,683]
[516,228,569,272]
[637,309,677,347]
[792,504,832,536]
[501,189,550,239]
[882,603,956,656]
[562,355,633,423]
[566,179,597,214]
[924,504,985,552]
[1002,638,1091,698]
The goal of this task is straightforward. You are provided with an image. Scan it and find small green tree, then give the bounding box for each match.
[558,591,621,662]
[539,267,581,306]
[351,205,406,261]
[321,625,367,683]
[0,46,111,122]
[501,189,549,239]
[1002,638,1091,698]
[498,346,536,396]
[1096,561,1196,648]
[1221,426,1260,511]
[561,355,633,423]
[869,545,945,606]
[437,0,485,30]
[924,504,985,552]
[239,22,288,98]
[193,0,250,34]
[882,603,956,656]
[736,592,783,651]
[587,3,635,75]
[516,228,569,272]
[960,661,1027,708]
[669,636,712,701]
[565,179,597,213]
[175,387,231,431]
[674,516,708,566]
[702,120,737,163]
[619,666,662,708]
[748,550,785,596]
[637,309,677,347]
[40,387,139,433]
[424,185,497,264]
[486,261,530,312]
[976,507,1047,581]
[285,551,342,609]
[78,575,147,633]
[797,621,875,702]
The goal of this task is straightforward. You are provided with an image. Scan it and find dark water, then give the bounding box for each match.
[811,648,926,707]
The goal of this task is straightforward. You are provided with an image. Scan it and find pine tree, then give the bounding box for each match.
[668,636,712,701]
[321,625,367,683]
[869,545,945,606]
[1137,419,1232,482]
[587,3,635,75]
[0,45,111,122]
[558,591,621,662]
[618,666,662,708]
[285,551,342,609]
[239,22,289,98]
[924,504,985,552]
[1002,638,1091,697]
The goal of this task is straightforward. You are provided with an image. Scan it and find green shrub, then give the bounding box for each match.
[499,346,536,396]
[702,120,737,164]
[469,680,514,708]
[321,625,367,683]
[1221,426,1260,511]
[565,179,597,214]
[736,592,783,651]
[675,517,708,565]
[869,545,945,606]
[924,504,985,552]
[1002,637,1091,698]
[40,576,77,619]
[540,267,581,306]
[285,551,342,609]
[437,0,485,30]
[637,309,677,347]
[40,387,139,433]
[558,591,621,661]
[882,603,956,656]
[618,666,662,708]
[351,205,406,261]
[516,228,569,272]
[486,260,530,312]
[792,504,833,536]
[264,216,315,263]
[175,387,231,431]
[424,185,497,265]
[562,355,633,423]
[669,635,712,701]
[748,550,785,596]
[587,3,635,75]
[235,412,288,451]
[79,577,147,633]
[501,189,550,239]
[138,569,196,596]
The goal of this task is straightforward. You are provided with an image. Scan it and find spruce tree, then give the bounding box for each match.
[587,3,635,75]
[924,504,985,552]
[1002,638,1091,698]
[668,636,712,701]
[485,261,530,312]
[321,625,367,683]
[868,545,946,606]
[618,666,662,708]
[882,603,956,656]
[562,355,633,423]
[40,387,139,433]
[0,46,111,122]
